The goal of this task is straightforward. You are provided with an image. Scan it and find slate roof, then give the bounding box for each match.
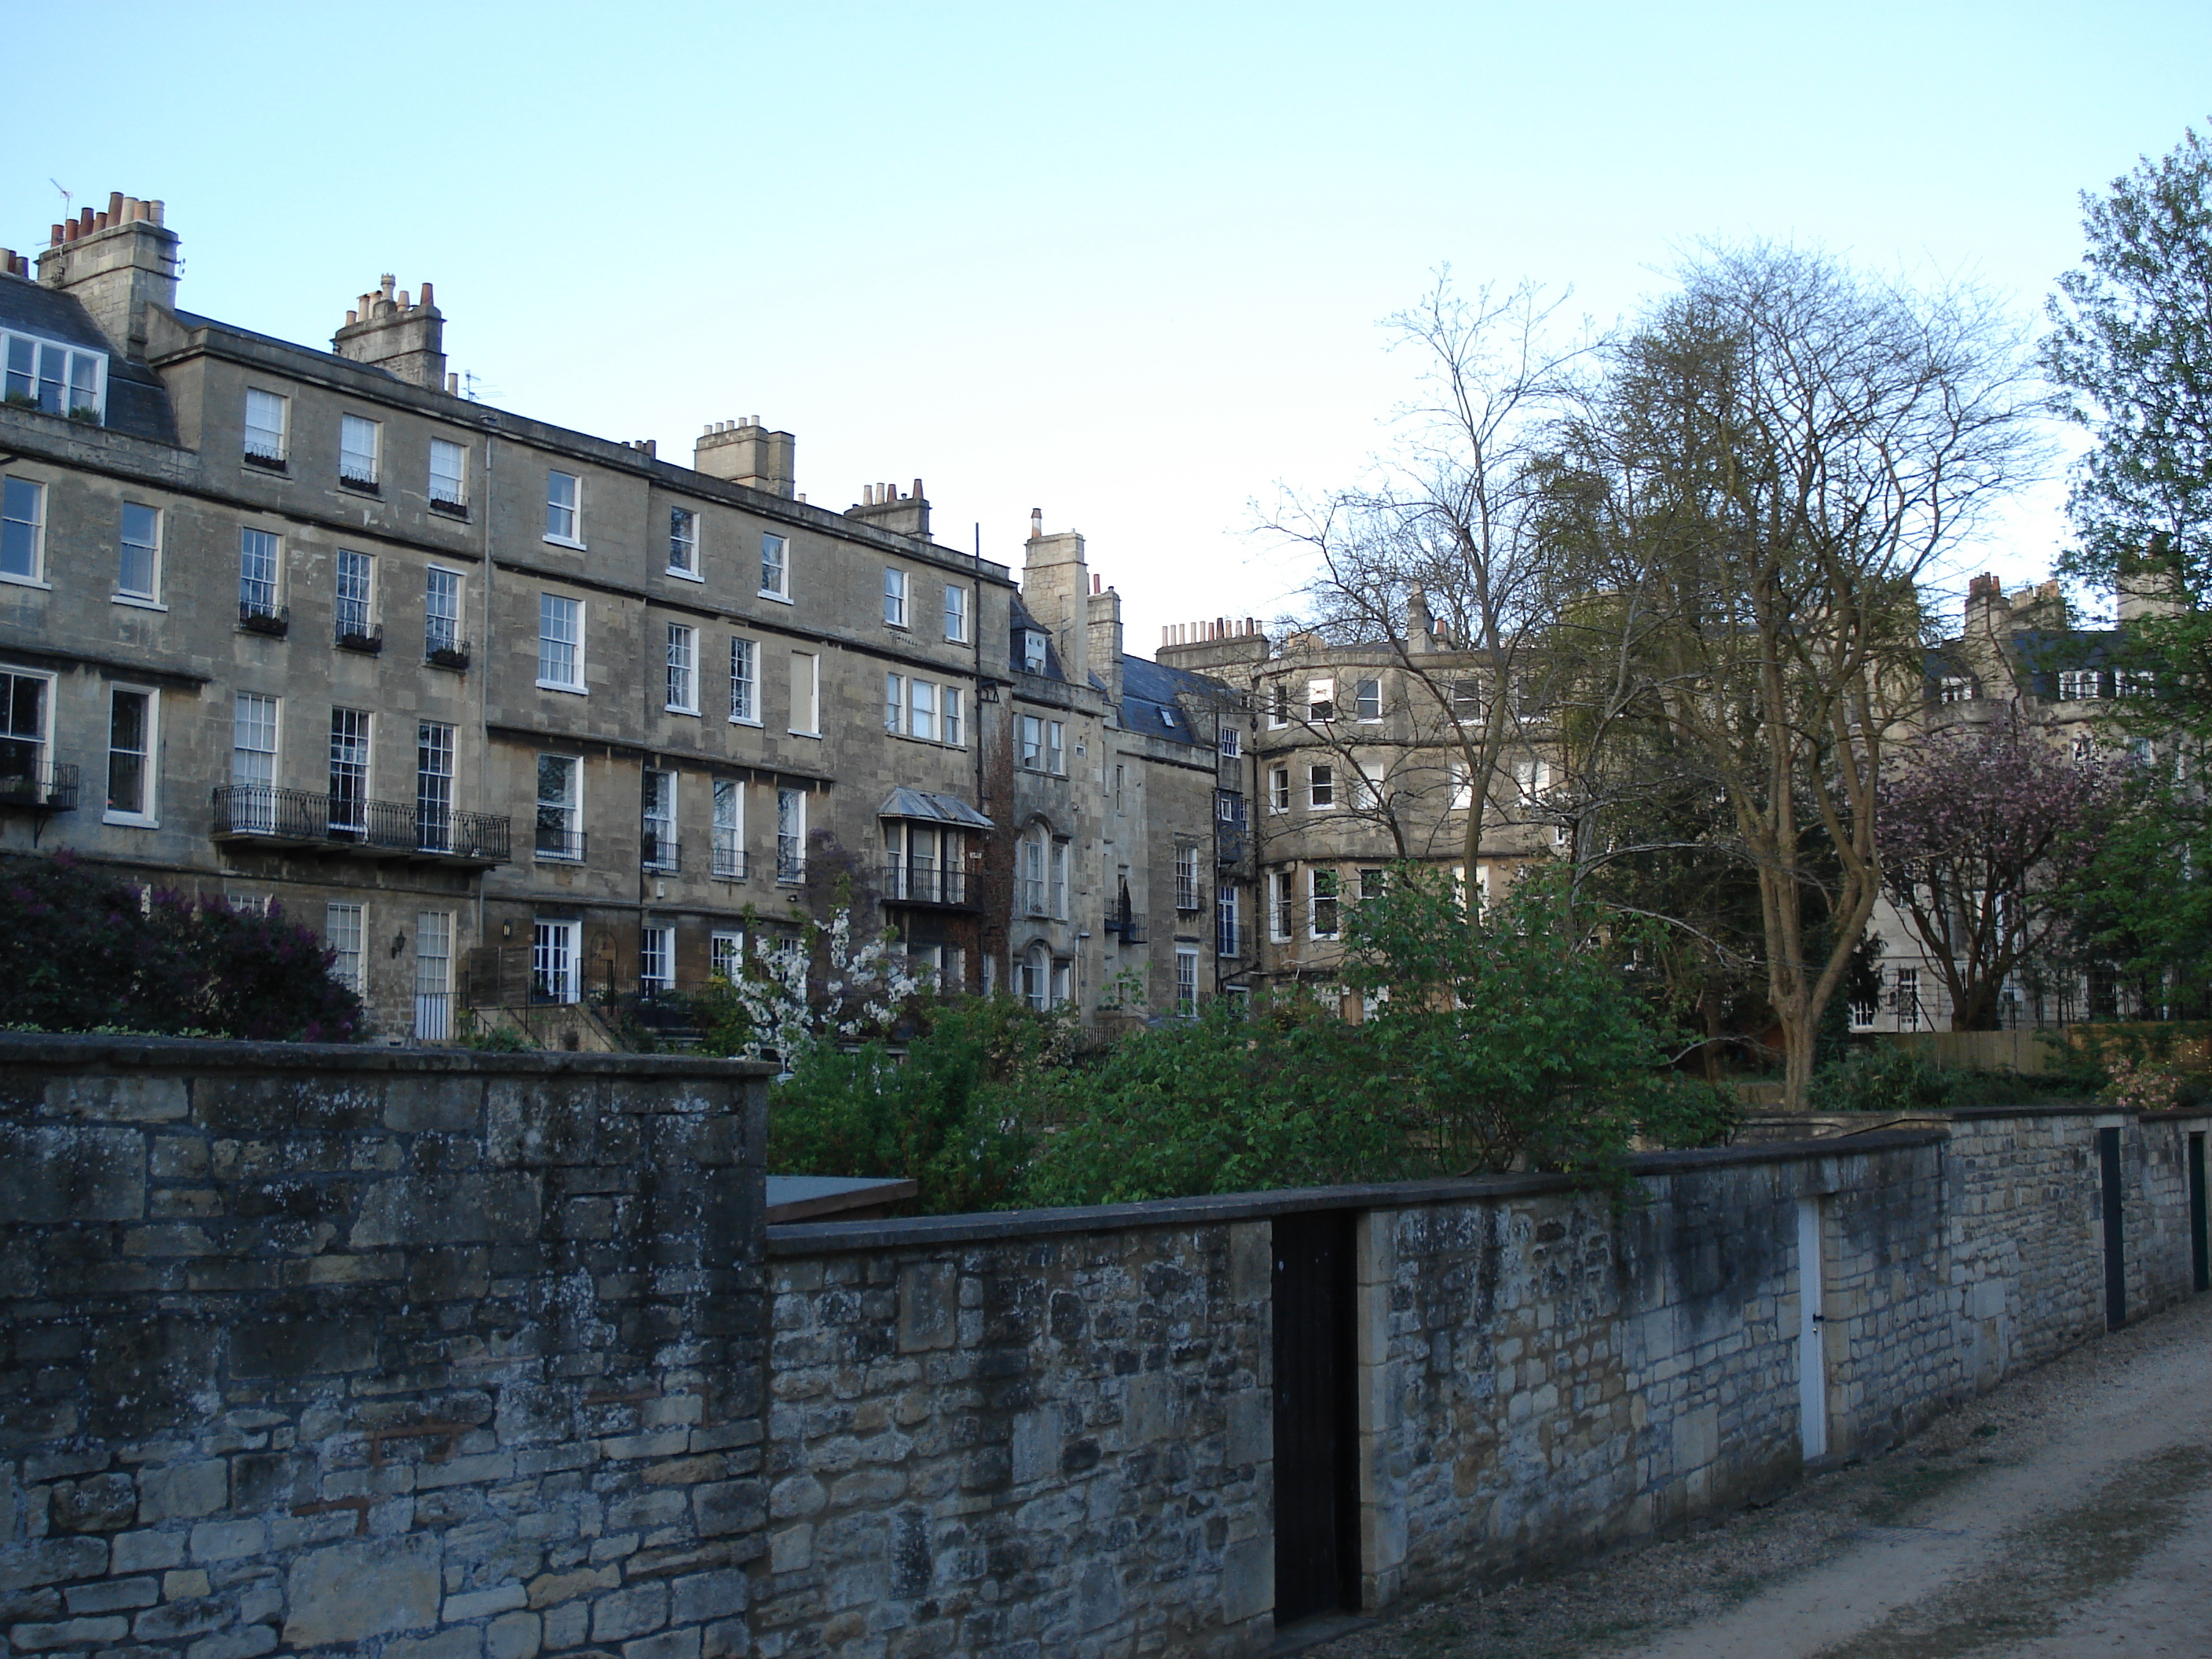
[0,274,176,445]
[1119,654,1221,747]
[876,788,994,829]
[1007,596,1068,682]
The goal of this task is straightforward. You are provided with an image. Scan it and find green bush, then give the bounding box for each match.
[1805,1044,1957,1114]
[767,998,1067,1214]
[1024,992,1411,1206]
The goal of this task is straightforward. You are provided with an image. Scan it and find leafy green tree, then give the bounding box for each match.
[1339,862,1695,1173]
[2048,126,2212,625]
[2053,760,2212,1018]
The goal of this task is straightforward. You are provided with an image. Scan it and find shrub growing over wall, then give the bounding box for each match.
[0,855,364,1042]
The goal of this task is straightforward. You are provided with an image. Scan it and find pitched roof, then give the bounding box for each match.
[0,276,176,444]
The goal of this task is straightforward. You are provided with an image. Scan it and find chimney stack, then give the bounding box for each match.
[694,416,797,498]
[35,192,179,359]
[1022,514,1090,694]
[331,273,447,390]
[845,478,932,540]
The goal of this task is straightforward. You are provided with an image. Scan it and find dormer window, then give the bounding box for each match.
[1022,630,1046,673]
[2,330,104,424]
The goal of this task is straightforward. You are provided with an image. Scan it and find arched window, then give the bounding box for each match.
[1022,943,1051,1011]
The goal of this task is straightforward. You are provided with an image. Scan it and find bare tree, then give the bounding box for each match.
[1548,244,2042,1105]
[1263,276,1596,906]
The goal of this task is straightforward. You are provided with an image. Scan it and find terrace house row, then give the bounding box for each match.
[0,192,1232,1036]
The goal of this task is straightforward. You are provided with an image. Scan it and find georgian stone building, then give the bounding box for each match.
[1157,595,1561,1003]
[0,191,1225,1038]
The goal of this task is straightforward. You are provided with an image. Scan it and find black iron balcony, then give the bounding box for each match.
[426,636,471,671]
[534,824,588,862]
[0,760,78,814]
[643,831,681,873]
[712,837,748,880]
[335,621,384,654]
[338,469,380,494]
[882,859,973,907]
[428,496,470,521]
[212,784,509,866]
[241,445,286,473]
[238,602,289,637]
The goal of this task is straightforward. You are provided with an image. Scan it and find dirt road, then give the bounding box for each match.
[1313,1291,2212,1659]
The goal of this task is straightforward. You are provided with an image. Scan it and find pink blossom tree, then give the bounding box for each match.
[1877,712,2126,1029]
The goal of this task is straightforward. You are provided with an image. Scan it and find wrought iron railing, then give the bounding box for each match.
[534,825,588,862]
[0,760,79,812]
[883,859,970,906]
[643,831,681,873]
[211,784,509,862]
[237,602,289,636]
[712,837,748,880]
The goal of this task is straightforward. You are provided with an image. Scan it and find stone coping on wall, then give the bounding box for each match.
[1747,1104,2209,1129]
[0,1031,776,1078]
[765,1127,1950,1255]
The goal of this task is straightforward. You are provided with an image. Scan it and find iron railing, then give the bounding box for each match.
[0,760,79,812]
[712,837,748,880]
[643,831,681,873]
[237,602,289,636]
[882,859,971,906]
[335,621,384,654]
[212,784,510,863]
[534,825,588,862]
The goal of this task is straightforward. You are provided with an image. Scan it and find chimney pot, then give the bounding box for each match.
[346,309,357,324]
[419,280,434,308]
[107,191,123,218]
[380,274,395,300]
[79,209,93,231]
[49,225,63,246]
[447,372,459,394]
[148,200,163,224]
[94,211,108,232]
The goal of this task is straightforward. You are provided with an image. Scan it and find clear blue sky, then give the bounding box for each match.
[9,2,2207,645]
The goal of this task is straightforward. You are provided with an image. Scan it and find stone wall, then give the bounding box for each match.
[760,1110,2210,1656]
[0,1036,770,1659]
[753,1218,1273,1659]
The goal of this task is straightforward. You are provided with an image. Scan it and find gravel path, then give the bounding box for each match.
[1307,1291,2212,1659]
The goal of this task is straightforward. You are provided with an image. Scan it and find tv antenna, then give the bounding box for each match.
[49,178,71,218]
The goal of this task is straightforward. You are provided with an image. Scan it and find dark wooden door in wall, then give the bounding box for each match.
[1273,1209,1359,1626]
[2189,1132,2209,1295]
[2100,1126,2126,1330]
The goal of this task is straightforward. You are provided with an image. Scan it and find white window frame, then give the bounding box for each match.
[1216,884,1243,959]
[943,685,965,747]
[417,720,456,851]
[1048,720,1065,776]
[1355,678,1382,722]
[665,623,699,715]
[1022,630,1047,673]
[1307,677,1336,723]
[1218,725,1240,759]
[668,507,701,579]
[1269,766,1290,814]
[428,438,468,510]
[1175,843,1200,910]
[885,672,906,734]
[115,502,162,605]
[544,470,584,548]
[104,684,159,826]
[238,527,281,620]
[944,583,969,643]
[243,389,287,463]
[533,918,580,1003]
[1309,764,1335,811]
[910,679,938,742]
[1269,871,1294,942]
[537,593,585,692]
[0,668,54,800]
[729,636,760,724]
[339,413,381,488]
[1174,947,1199,1016]
[712,778,745,879]
[414,910,454,1041]
[760,532,790,601]
[1266,684,1289,730]
[710,928,745,983]
[2057,669,2102,702]
[3,328,107,423]
[788,650,820,737]
[640,925,676,993]
[884,567,909,628]
[536,753,584,861]
[231,690,279,793]
[335,548,375,643]
[326,903,366,996]
[328,707,372,835]
[776,786,807,883]
[1050,839,1070,920]
[1309,868,1340,939]
[2,475,47,587]
[426,566,463,657]
[643,768,678,870]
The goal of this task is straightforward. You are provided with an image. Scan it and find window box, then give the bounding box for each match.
[0,761,77,813]
[427,642,472,672]
[335,624,384,655]
[238,604,289,637]
[241,449,287,474]
[338,471,380,495]
[427,496,469,520]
